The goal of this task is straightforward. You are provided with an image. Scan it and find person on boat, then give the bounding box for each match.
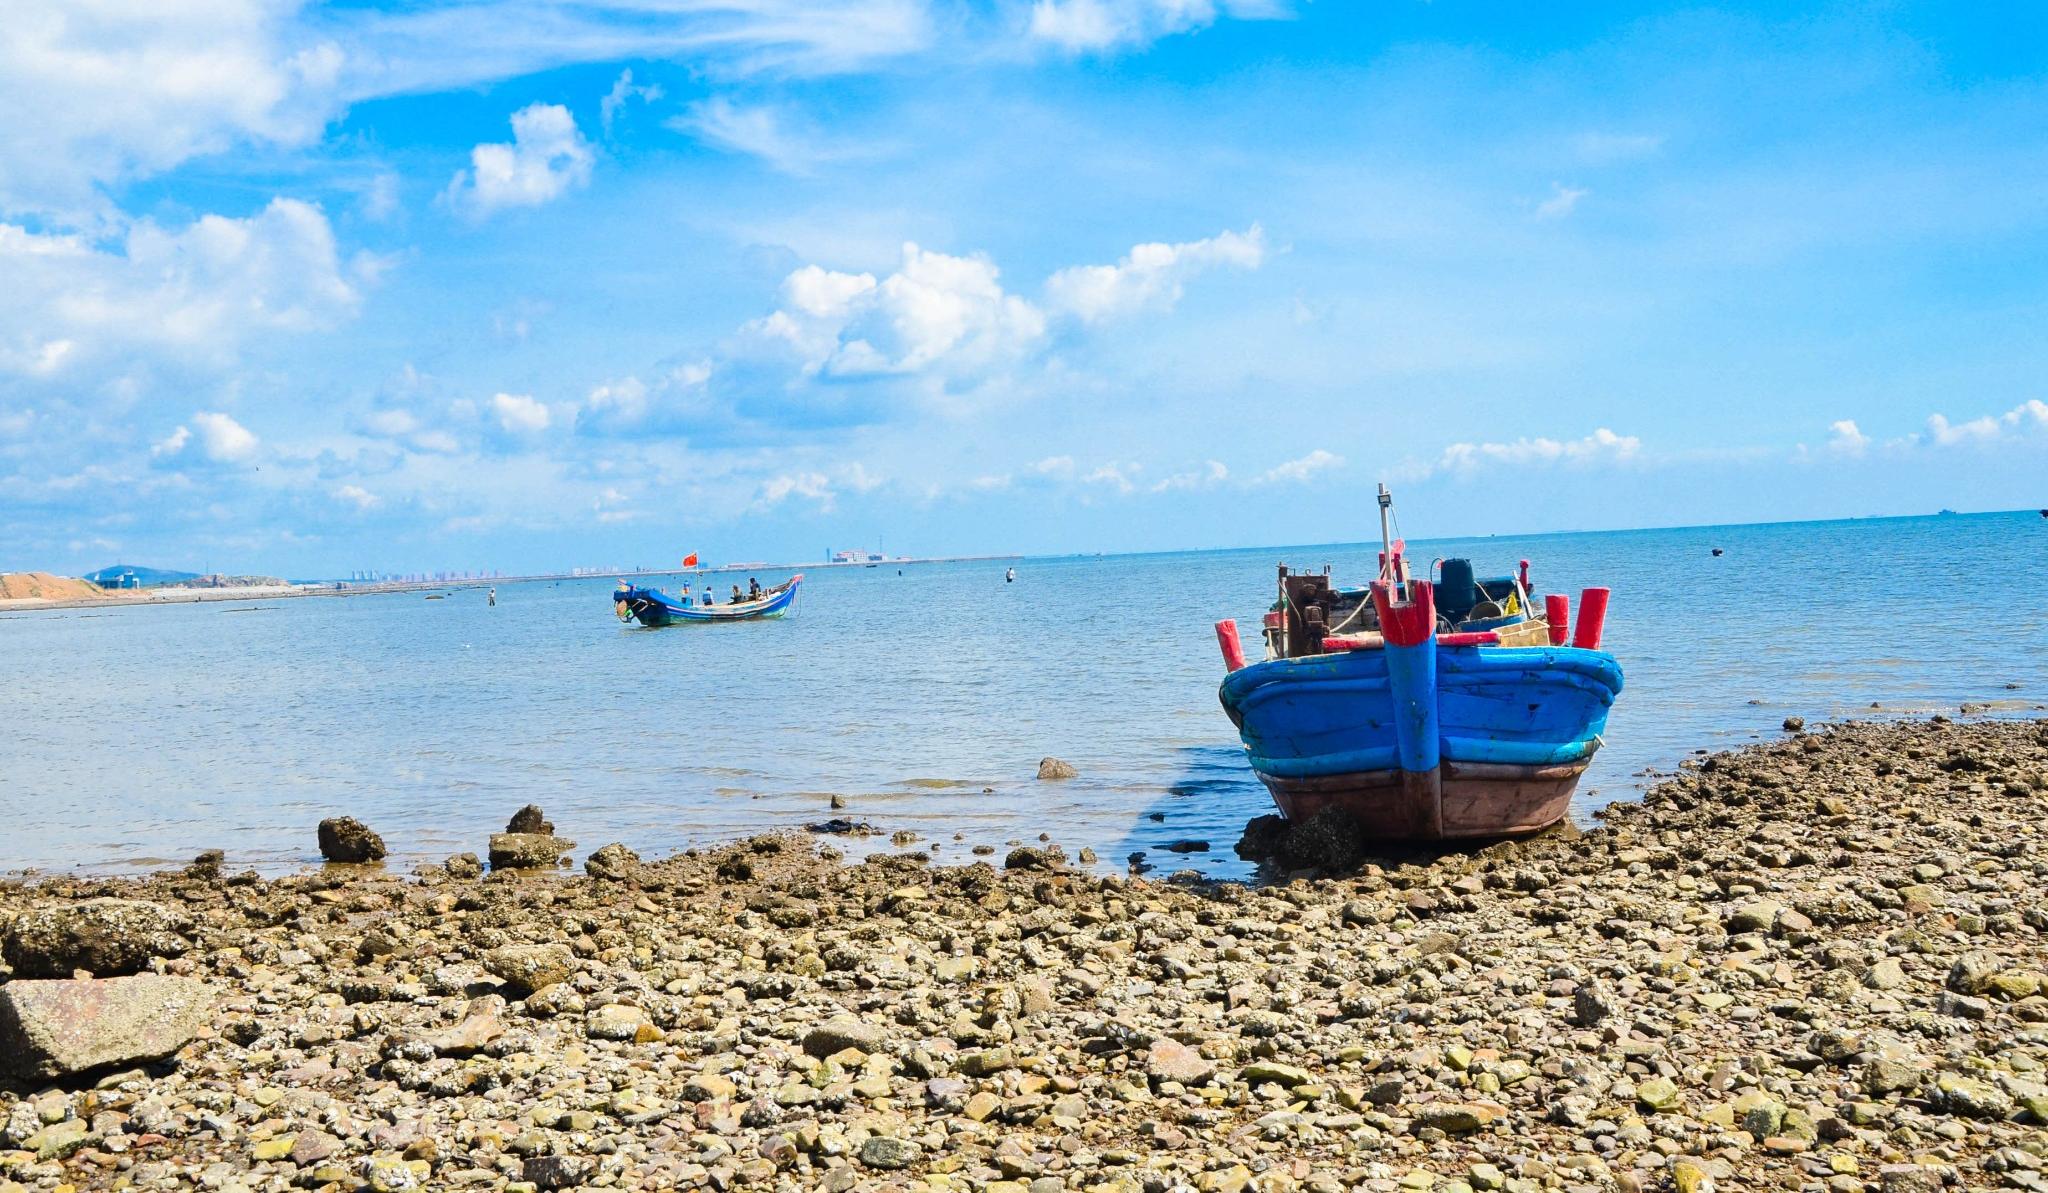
[731,584,744,604]
[700,589,714,607]
[748,577,762,600]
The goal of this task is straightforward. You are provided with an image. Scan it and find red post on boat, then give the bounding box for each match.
[1572,587,1610,650]
[1519,558,1531,591]
[1215,619,1248,672]
[1545,594,1570,645]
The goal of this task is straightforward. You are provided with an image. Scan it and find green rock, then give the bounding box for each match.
[23,1120,93,1161]
[1670,1158,1714,1193]
[1733,1088,1785,1137]
[1636,1076,1682,1113]
[858,1135,921,1170]
[250,1135,295,1161]
[1933,1073,2013,1120]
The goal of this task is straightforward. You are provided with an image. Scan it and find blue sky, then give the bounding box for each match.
[3,1,2047,577]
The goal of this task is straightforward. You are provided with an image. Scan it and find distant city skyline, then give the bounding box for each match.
[4,2,2047,577]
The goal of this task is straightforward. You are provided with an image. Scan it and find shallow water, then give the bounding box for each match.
[4,511,2044,879]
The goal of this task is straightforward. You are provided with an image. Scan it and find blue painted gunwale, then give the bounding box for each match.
[1219,643,1623,779]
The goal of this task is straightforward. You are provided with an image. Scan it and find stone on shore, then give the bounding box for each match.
[2,896,191,978]
[803,1016,885,1058]
[317,816,387,863]
[0,975,214,1078]
[1145,1036,1216,1084]
[1036,756,1078,780]
[584,842,642,882]
[506,804,554,835]
[482,943,576,994]
[489,832,575,870]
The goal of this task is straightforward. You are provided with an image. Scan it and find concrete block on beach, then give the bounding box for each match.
[0,975,214,1079]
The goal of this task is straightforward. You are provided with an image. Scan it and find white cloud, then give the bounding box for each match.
[670,98,851,175]
[1535,183,1589,221]
[444,103,594,219]
[751,242,1046,380]
[1259,449,1342,484]
[1150,459,1228,492]
[1826,419,1870,455]
[333,483,381,510]
[1027,0,1285,51]
[0,198,361,370]
[1925,400,2048,446]
[755,470,836,511]
[151,425,190,458]
[190,411,259,463]
[1428,428,1641,477]
[600,68,662,134]
[1044,224,1265,322]
[490,392,552,433]
[0,0,343,225]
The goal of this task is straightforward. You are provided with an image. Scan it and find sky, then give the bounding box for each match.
[3,1,2048,577]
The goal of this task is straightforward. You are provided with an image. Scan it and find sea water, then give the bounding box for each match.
[3,511,2044,878]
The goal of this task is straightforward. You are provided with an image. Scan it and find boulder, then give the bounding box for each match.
[489,833,574,870]
[1145,1037,1216,1085]
[803,1016,885,1058]
[482,943,576,995]
[584,842,642,882]
[444,852,482,880]
[1004,845,1067,871]
[1279,809,1366,873]
[3,898,191,979]
[1036,757,1079,780]
[506,804,554,834]
[317,817,387,863]
[0,975,214,1079]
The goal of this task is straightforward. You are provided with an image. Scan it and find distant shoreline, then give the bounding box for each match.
[0,554,1025,614]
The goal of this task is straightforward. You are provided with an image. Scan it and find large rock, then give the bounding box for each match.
[489,833,574,870]
[317,817,387,863]
[584,842,642,882]
[506,804,554,835]
[482,943,576,994]
[803,1017,885,1058]
[1145,1037,1216,1085]
[2,898,191,979]
[0,975,214,1079]
[1036,757,1078,780]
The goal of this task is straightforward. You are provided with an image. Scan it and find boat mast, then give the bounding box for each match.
[1377,483,1394,587]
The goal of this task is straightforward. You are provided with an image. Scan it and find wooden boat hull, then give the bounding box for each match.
[1258,760,1588,839]
[615,576,801,626]
[1219,642,1621,841]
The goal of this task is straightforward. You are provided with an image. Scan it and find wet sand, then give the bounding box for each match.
[1,716,2045,1192]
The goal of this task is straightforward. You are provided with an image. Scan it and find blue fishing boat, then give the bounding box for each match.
[614,575,802,626]
[1214,486,1622,840]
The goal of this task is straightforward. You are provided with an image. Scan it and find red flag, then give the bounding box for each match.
[682,553,699,568]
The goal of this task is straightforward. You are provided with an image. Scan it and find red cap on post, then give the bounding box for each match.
[1215,619,1248,672]
[1571,587,1610,650]
[1370,579,1436,648]
[1545,594,1570,645]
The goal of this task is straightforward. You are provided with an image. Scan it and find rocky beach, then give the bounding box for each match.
[1,716,2045,1193]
